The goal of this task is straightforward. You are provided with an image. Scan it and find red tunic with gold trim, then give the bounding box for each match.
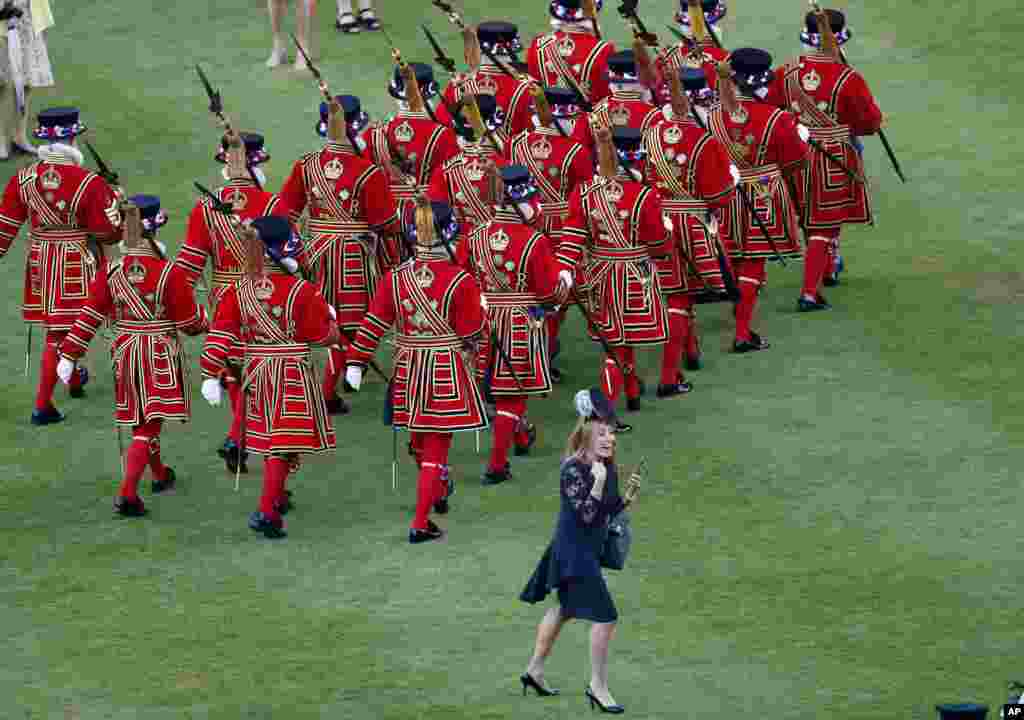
[60,251,208,425]
[349,256,488,432]
[201,268,336,455]
[435,66,535,138]
[0,157,121,328]
[509,126,594,235]
[527,28,616,104]
[427,141,506,231]
[707,98,808,260]
[278,142,401,332]
[367,110,461,238]
[557,175,671,346]
[654,40,730,104]
[642,118,736,296]
[572,90,665,150]
[769,52,882,231]
[175,178,288,310]
[458,208,560,395]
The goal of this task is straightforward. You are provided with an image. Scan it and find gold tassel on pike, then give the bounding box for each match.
[463,24,481,70]
[632,36,658,93]
[716,60,740,116]
[413,194,436,248]
[326,98,347,144]
[688,0,709,44]
[530,84,555,129]
[813,4,842,63]
[668,66,691,122]
[225,129,248,181]
[120,201,144,252]
[593,121,618,179]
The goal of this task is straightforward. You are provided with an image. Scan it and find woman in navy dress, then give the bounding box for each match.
[519,388,641,714]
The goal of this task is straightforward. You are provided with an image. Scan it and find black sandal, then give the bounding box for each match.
[336,12,360,32]
[358,9,380,30]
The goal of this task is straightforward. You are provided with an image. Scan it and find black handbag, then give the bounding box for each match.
[600,511,632,570]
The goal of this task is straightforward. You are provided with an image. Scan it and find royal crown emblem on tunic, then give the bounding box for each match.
[604,180,623,202]
[531,137,553,160]
[324,158,344,180]
[489,228,511,251]
[226,188,247,211]
[125,259,146,284]
[476,75,499,96]
[558,36,575,57]
[663,124,682,144]
[609,105,631,127]
[254,276,275,300]
[729,106,749,124]
[414,263,435,288]
[802,69,821,92]
[40,168,61,191]
[394,121,415,144]
[465,159,485,182]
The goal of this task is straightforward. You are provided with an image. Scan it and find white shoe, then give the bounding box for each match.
[0,139,10,161]
[265,46,288,68]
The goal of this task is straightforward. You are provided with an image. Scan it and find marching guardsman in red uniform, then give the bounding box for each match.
[457,165,568,485]
[346,198,488,543]
[367,61,461,231]
[435,22,535,139]
[508,86,593,380]
[176,130,287,473]
[526,0,616,105]
[642,68,737,397]
[0,107,123,425]
[708,50,809,352]
[427,93,507,231]
[509,87,594,236]
[278,96,401,415]
[58,198,208,516]
[557,125,671,425]
[655,0,730,103]
[573,49,664,151]
[769,8,883,309]
[200,217,339,539]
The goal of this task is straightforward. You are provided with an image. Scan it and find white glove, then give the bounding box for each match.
[558,270,574,290]
[729,163,741,186]
[154,239,167,257]
[345,365,363,392]
[327,304,337,320]
[591,461,607,485]
[281,257,299,274]
[57,357,75,384]
[201,378,222,406]
[797,123,810,143]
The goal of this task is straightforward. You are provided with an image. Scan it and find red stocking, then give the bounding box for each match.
[260,456,289,523]
[321,343,346,401]
[227,383,242,442]
[801,236,830,298]
[35,330,63,411]
[660,295,690,385]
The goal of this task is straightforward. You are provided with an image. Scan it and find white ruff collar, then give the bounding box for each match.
[39,143,84,166]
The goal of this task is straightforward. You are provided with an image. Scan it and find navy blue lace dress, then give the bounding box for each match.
[520,457,624,623]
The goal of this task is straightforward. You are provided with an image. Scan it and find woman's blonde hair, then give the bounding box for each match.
[564,418,610,460]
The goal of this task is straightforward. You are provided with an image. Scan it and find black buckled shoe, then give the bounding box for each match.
[409,520,444,544]
[114,496,147,517]
[273,490,294,516]
[358,9,381,30]
[482,465,511,486]
[248,511,286,539]
[657,378,693,398]
[613,421,632,434]
[626,396,641,412]
[514,423,538,456]
[69,367,89,399]
[684,353,703,371]
[335,12,360,32]
[30,406,64,426]
[797,294,831,312]
[151,467,176,494]
[734,332,770,353]
[326,395,350,415]
[217,438,248,474]
[549,366,562,384]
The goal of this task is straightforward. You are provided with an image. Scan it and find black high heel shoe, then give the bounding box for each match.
[585,686,624,714]
[520,673,559,696]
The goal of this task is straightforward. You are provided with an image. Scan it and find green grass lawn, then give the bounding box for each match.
[1,1,1021,718]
